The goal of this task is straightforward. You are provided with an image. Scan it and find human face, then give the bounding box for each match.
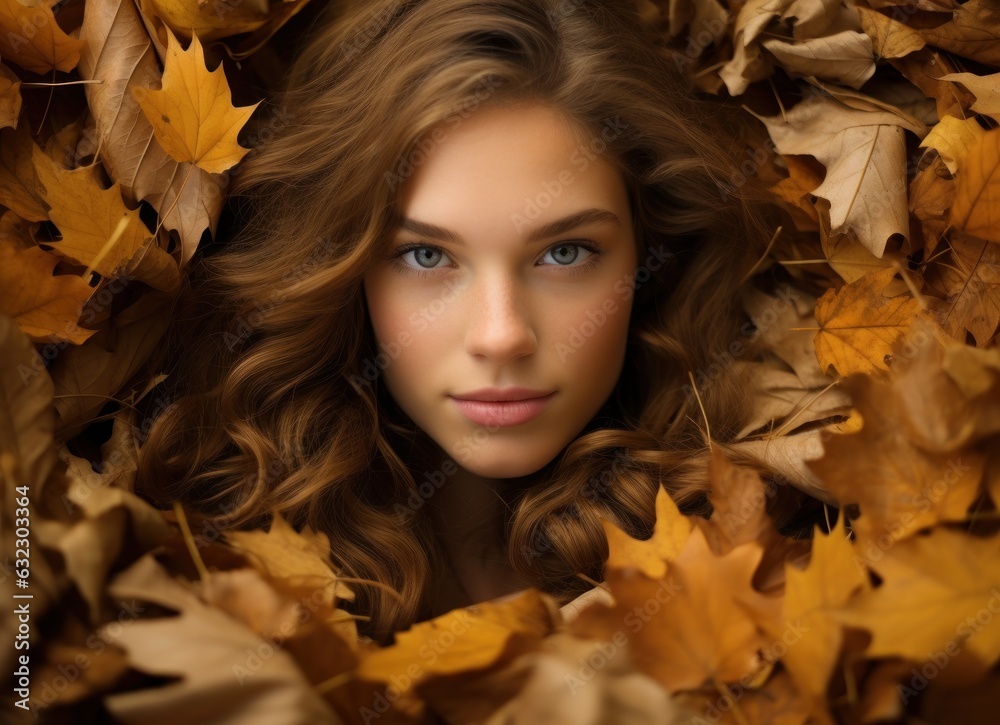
[362,103,638,479]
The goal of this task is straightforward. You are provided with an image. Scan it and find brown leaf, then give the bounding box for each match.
[78,0,225,268]
[0,211,96,344]
[857,6,927,59]
[779,514,868,707]
[950,126,1000,244]
[602,483,691,579]
[0,60,21,129]
[49,288,176,438]
[813,267,928,377]
[834,527,1000,679]
[223,511,356,610]
[806,337,987,549]
[130,26,258,174]
[100,553,342,724]
[0,122,47,221]
[751,93,926,258]
[572,527,773,693]
[0,0,85,74]
[940,71,1000,121]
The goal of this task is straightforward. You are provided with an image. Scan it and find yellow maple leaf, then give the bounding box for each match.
[0,0,84,74]
[602,483,692,579]
[0,212,95,345]
[778,514,868,708]
[131,27,259,174]
[834,527,1000,677]
[224,510,354,608]
[355,588,559,717]
[950,126,1000,244]
[31,145,157,278]
[814,267,926,378]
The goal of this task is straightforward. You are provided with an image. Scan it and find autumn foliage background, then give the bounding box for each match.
[2,0,1000,723]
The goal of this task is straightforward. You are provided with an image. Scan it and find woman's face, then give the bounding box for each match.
[362,102,638,478]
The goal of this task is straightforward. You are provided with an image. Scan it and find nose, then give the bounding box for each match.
[463,272,537,364]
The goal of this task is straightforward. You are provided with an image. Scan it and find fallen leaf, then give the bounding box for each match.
[224,511,355,609]
[0,60,21,128]
[572,527,772,693]
[0,0,85,74]
[856,6,927,59]
[761,30,876,89]
[950,126,1000,244]
[602,483,691,578]
[779,514,867,707]
[78,0,225,267]
[813,267,926,377]
[131,26,258,174]
[0,211,97,344]
[100,553,342,724]
[834,527,1000,679]
[750,92,926,258]
[939,71,1000,121]
[31,145,156,278]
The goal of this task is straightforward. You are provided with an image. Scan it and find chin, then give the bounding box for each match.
[453,450,557,481]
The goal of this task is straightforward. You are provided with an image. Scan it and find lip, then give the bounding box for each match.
[449,391,556,427]
[451,386,555,402]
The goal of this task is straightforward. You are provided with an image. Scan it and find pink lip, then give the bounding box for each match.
[449,392,556,427]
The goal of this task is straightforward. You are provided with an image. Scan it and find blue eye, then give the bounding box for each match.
[389,241,606,278]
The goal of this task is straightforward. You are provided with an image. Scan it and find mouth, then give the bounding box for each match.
[449,392,556,427]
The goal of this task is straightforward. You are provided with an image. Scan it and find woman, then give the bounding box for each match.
[136,0,791,644]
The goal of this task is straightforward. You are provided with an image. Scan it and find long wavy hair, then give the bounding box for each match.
[136,0,798,643]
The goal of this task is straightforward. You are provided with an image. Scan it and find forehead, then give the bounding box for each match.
[398,103,624,218]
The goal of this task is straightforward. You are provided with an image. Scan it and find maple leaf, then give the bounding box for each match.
[813,267,927,378]
[750,92,926,259]
[834,527,1000,678]
[356,588,560,718]
[0,0,84,74]
[223,511,355,609]
[778,515,868,708]
[602,483,691,578]
[571,526,773,693]
[806,337,988,549]
[101,553,341,724]
[940,71,1000,121]
[138,0,275,43]
[31,145,165,279]
[131,26,259,174]
[950,126,1000,244]
[0,212,96,345]
[78,0,224,267]
[0,122,46,222]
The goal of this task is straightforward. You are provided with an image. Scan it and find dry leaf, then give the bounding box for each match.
[834,527,1000,679]
[131,26,259,174]
[0,211,96,344]
[950,126,1000,244]
[751,92,926,258]
[100,553,342,724]
[602,483,691,578]
[939,71,1000,121]
[813,267,927,377]
[78,0,225,267]
[0,0,85,74]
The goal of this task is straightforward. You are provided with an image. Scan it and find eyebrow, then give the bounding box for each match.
[396,207,621,246]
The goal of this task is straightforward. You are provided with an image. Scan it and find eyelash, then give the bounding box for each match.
[389,241,607,278]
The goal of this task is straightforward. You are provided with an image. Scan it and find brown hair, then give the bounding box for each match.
[136,0,787,643]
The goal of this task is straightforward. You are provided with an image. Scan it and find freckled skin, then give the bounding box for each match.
[362,103,638,481]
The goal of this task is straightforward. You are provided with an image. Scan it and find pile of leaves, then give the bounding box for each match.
[2,0,1000,722]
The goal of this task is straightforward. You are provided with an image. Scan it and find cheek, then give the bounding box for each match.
[553,283,631,369]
